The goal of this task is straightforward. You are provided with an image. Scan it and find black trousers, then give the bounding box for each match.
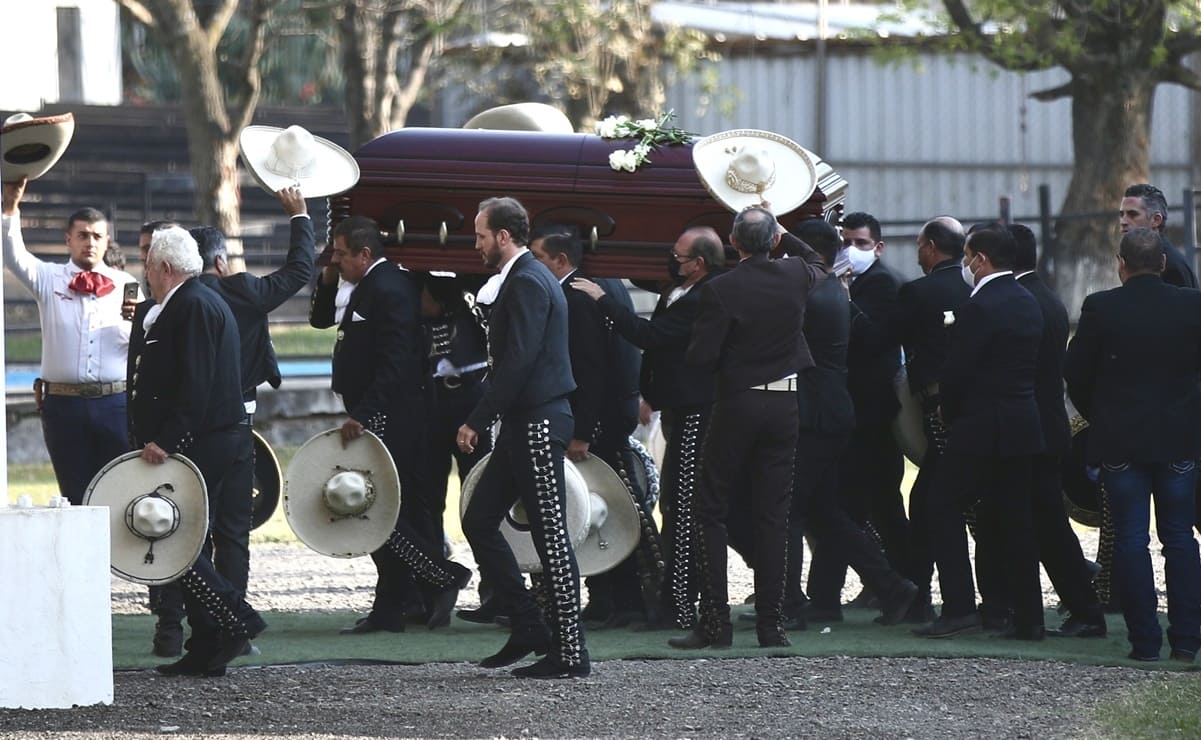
[696,389,798,627]
[657,404,712,628]
[425,379,489,546]
[177,424,260,647]
[904,405,951,601]
[837,419,910,577]
[461,399,587,667]
[929,450,1043,627]
[151,417,255,626]
[803,430,908,609]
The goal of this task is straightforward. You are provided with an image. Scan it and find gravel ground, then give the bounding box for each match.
[2,529,1189,738]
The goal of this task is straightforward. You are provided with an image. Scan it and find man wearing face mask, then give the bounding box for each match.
[916,225,1046,639]
[572,227,724,630]
[811,212,908,616]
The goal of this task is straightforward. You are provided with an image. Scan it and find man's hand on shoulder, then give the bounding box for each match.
[277,185,307,217]
[569,277,606,301]
[2,176,27,217]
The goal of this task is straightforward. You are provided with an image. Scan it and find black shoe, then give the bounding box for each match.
[667,623,733,650]
[913,614,981,638]
[204,635,250,677]
[993,624,1045,641]
[580,600,614,625]
[427,564,472,630]
[457,601,504,625]
[155,649,212,677]
[480,625,552,669]
[877,580,919,627]
[1049,615,1107,638]
[1170,649,1197,664]
[757,624,790,648]
[152,622,184,658]
[782,614,807,631]
[511,655,591,679]
[241,609,268,640]
[340,615,405,635]
[1128,649,1160,662]
[845,588,879,610]
[982,614,1012,633]
[805,605,844,623]
[897,599,937,625]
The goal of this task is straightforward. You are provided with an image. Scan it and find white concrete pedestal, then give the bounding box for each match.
[0,506,113,708]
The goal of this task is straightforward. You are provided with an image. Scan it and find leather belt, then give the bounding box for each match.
[439,368,487,390]
[42,380,126,398]
[751,377,797,392]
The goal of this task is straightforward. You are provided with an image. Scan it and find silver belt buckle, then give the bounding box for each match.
[79,383,103,399]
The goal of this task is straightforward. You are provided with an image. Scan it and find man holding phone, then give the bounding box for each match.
[2,175,141,506]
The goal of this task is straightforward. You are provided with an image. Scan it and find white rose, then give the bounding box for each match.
[608,149,629,171]
[943,310,955,326]
[635,118,658,131]
[633,142,651,157]
[596,116,620,138]
[619,150,639,172]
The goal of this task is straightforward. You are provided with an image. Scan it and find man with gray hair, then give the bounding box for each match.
[128,226,264,677]
[1119,183,1198,288]
[674,206,826,649]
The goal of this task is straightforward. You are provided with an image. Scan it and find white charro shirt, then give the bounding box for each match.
[2,209,139,384]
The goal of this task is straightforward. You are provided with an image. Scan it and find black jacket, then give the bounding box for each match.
[199,215,314,400]
[466,251,575,429]
[939,273,1045,456]
[127,278,245,453]
[798,271,855,435]
[895,258,972,394]
[597,273,716,411]
[847,258,902,424]
[1065,273,1201,464]
[310,260,425,430]
[1017,271,1071,456]
[687,241,826,398]
[1162,236,1199,289]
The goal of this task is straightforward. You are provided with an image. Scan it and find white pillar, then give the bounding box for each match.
[0,506,113,708]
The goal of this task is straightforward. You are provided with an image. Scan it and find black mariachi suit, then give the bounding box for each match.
[460,251,587,669]
[597,272,717,628]
[931,273,1045,629]
[893,257,971,602]
[127,278,260,649]
[310,261,467,629]
[1012,271,1101,622]
[561,270,661,623]
[190,213,315,598]
[841,257,908,586]
[687,245,826,637]
[1162,236,1199,289]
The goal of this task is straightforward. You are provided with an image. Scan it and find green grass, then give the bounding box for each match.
[4,323,335,364]
[1093,674,1201,737]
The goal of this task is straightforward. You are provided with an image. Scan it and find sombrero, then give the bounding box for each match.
[284,429,401,558]
[1,112,75,183]
[238,124,359,198]
[462,103,574,134]
[83,451,208,586]
[571,456,642,577]
[692,128,817,217]
[459,452,591,572]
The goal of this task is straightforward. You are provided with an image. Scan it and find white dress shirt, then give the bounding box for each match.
[970,269,1013,297]
[2,210,139,384]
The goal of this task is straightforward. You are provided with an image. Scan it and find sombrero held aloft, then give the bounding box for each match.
[239,124,359,199]
[692,128,818,217]
[1,112,75,183]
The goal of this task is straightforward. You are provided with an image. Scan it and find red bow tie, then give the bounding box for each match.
[68,271,115,297]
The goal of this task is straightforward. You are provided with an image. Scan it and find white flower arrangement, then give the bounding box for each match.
[595,111,693,172]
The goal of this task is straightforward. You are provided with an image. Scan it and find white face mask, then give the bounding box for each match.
[845,246,878,276]
[961,254,980,288]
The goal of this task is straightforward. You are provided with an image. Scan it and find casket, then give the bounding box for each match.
[329,127,847,280]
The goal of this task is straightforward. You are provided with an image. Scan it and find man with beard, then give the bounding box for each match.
[457,197,589,678]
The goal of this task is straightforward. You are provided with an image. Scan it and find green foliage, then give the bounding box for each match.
[1092,675,1201,737]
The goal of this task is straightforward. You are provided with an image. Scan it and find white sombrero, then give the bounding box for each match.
[238,124,360,198]
[462,103,574,134]
[283,429,401,558]
[83,451,209,586]
[1,112,75,183]
[692,128,818,217]
[571,456,642,577]
[459,452,591,573]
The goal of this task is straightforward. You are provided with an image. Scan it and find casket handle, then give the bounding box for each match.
[396,219,406,245]
[439,221,448,247]
[589,226,598,253]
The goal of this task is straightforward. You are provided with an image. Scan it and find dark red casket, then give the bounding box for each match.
[328,128,847,280]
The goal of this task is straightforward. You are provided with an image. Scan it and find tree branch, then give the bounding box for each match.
[205,0,240,50]
[230,0,272,132]
[1029,80,1075,102]
[1158,61,1201,91]
[114,0,157,27]
[941,0,1051,73]
[1166,30,1201,58]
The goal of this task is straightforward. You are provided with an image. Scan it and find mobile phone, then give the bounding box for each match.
[123,282,139,301]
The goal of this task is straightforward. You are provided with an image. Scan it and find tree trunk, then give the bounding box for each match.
[1046,77,1154,315]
